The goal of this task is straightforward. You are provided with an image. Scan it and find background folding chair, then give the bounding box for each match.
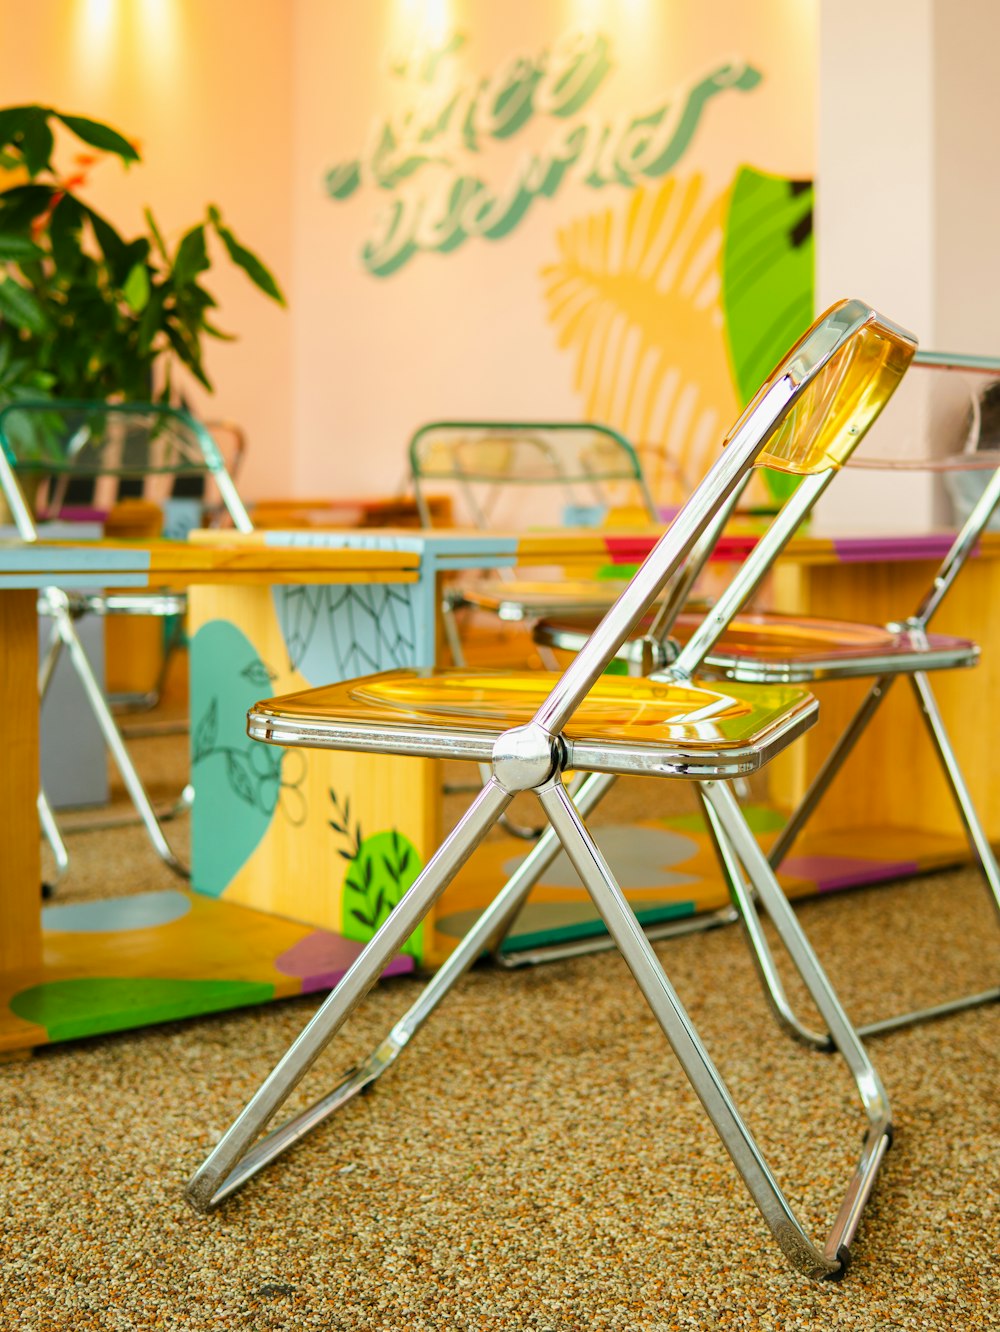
[0,399,253,880]
[408,420,661,665]
[187,300,916,1279]
[536,351,1000,1037]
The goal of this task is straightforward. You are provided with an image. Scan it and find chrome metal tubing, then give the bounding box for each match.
[671,471,833,680]
[534,378,795,737]
[186,778,512,1213]
[767,675,896,871]
[50,597,189,879]
[912,460,1000,629]
[37,789,69,889]
[910,670,1000,917]
[854,988,1000,1039]
[695,785,829,1050]
[537,777,855,1280]
[699,779,892,1268]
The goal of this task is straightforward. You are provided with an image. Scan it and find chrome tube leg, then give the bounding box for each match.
[186,779,513,1213]
[910,671,1000,917]
[537,778,852,1280]
[52,604,188,878]
[768,675,896,870]
[37,789,69,888]
[694,786,829,1050]
[700,779,892,1258]
[38,622,63,700]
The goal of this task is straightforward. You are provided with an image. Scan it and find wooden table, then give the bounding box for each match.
[2,525,997,1053]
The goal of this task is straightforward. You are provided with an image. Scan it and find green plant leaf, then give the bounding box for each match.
[212,215,286,305]
[2,106,55,176]
[54,113,139,163]
[0,184,55,232]
[144,208,169,262]
[0,277,52,335]
[172,224,209,287]
[164,322,213,391]
[122,262,151,312]
[83,204,127,271]
[0,232,44,262]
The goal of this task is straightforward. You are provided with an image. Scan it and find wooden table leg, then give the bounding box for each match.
[0,589,41,975]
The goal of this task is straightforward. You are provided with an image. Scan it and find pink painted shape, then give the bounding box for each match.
[276,931,414,992]
[780,854,920,893]
[830,534,975,564]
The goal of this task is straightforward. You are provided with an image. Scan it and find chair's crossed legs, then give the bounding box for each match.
[764,670,1000,1037]
[186,767,891,1281]
[38,592,189,879]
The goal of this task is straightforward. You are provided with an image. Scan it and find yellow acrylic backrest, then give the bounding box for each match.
[729,299,918,476]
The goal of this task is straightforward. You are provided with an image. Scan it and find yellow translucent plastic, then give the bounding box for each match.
[352,670,753,730]
[732,301,918,476]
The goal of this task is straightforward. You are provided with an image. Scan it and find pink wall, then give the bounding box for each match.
[0,0,295,500]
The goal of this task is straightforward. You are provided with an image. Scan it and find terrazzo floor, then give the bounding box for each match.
[1,731,998,1330]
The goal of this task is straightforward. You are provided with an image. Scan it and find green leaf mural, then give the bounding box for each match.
[329,790,423,960]
[721,166,814,503]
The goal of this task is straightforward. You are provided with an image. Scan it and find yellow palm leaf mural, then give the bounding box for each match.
[540,172,740,505]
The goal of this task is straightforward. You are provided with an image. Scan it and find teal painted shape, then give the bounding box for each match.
[189,620,277,896]
[10,976,275,1042]
[42,889,191,934]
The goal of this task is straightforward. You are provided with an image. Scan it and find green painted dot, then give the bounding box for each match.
[11,977,275,1042]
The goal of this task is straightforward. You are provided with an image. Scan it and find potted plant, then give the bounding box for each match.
[0,104,284,407]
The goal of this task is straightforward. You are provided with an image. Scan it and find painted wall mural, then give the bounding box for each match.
[313,14,815,504]
[324,30,762,280]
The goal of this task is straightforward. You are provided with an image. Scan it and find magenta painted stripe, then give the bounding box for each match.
[830,534,974,564]
[782,853,921,893]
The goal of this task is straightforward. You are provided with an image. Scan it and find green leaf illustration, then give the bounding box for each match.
[721,166,814,503]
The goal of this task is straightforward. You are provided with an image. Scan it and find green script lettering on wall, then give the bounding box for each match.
[324,30,762,278]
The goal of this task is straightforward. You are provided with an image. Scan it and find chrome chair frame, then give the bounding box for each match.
[187,301,916,1279]
[0,400,253,880]
[534,352,1000,1036]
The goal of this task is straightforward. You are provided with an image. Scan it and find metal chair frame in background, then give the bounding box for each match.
[534,350,1000,1036]
[0,399,253,882]
[187,301,916,1280]
[408,419,665,838]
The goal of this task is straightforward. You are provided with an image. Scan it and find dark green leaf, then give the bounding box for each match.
[136,286,166,354]
[55,113,139,163]
[144,208,169,262]
[0,278,52,335]
[337,849,354,862]
[164,322,213,391]
[172,224,209,287]
[213,218,285,305]
[328,820,346,834]
[374,889,386,919]
[0,233,44,262]
[14,107,54,176]
[202,320,237,342]
[0,184,55,232]
[84,205,127,271]
[349,908,373,928]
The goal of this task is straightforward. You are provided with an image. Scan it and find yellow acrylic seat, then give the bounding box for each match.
[250,668,817,777]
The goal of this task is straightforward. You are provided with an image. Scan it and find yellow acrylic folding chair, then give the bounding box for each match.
[186,301,916,1279]
[535,351,1000,1037]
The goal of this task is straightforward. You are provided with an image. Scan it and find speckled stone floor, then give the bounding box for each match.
[2,732,998,1330]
